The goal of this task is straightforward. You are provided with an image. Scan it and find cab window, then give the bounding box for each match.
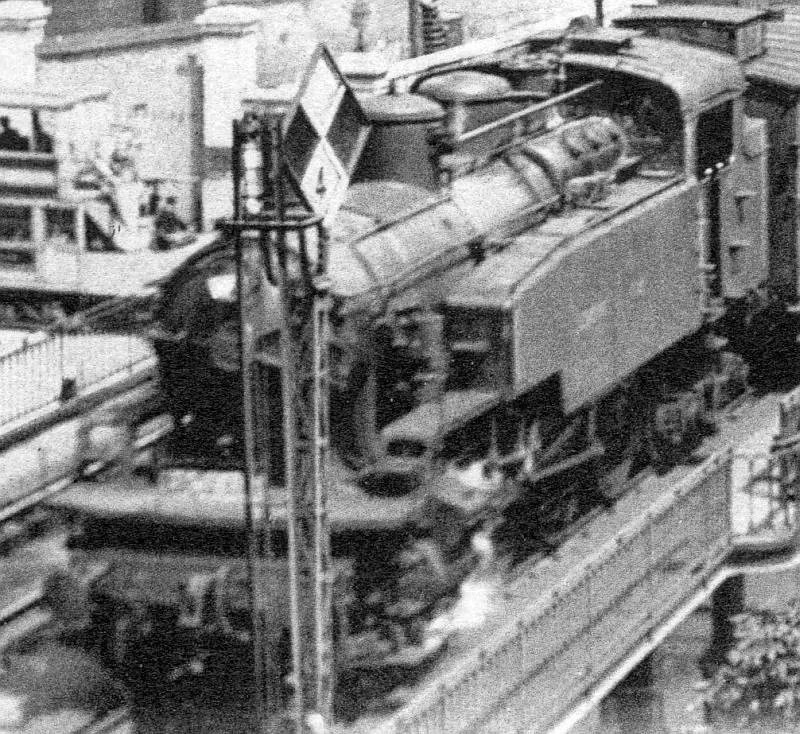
[697,102,734,177]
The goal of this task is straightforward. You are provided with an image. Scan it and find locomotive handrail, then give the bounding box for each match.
[456,80,603,145]
[504,176,686,300]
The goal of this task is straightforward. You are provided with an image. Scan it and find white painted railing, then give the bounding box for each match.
[0,329,154,430]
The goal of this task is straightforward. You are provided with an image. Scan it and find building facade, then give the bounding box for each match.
[45,0,206,36]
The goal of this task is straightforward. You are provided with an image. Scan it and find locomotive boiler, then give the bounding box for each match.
[43,17,792,688]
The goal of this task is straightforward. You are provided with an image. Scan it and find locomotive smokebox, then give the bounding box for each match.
[355,93,445,190]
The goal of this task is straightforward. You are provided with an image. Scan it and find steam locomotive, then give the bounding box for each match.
[43,6,800,690]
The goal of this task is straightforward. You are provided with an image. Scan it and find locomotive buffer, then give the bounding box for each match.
[226,46,370,734]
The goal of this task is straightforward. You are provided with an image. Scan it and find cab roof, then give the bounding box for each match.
[565,34,745,114]
[615,4,768,27]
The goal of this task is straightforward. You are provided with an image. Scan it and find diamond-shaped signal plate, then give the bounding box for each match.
[282,45,371,224]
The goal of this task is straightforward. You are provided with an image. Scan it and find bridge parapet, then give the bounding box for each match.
[376,452,736,734]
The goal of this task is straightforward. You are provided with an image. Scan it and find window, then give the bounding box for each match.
[0,205,31,241]
[697,102,734,178]
[45,207,77,244]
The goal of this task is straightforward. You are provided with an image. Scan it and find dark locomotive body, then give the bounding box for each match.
[43,7,800,685]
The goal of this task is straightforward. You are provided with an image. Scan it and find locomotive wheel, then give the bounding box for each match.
[535,477,583,532]
[646,428,687,474]
[555,490,581,528]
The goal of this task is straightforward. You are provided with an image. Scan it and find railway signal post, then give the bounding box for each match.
[229,46,370,734]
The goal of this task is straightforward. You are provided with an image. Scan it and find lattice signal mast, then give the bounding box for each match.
[228,47,369,733]
[229,109,334,733]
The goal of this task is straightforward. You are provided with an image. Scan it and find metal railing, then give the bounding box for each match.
[377,452,733,734]
[724,385,800,554]
[0,327,154,429]
[731,451,798,549]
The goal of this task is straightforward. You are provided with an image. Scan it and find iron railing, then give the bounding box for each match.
[730,452,798,547]
[0,328,153,429]
[729,384,800,551]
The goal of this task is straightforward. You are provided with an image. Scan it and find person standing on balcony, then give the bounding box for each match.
[153,196,191,251]
[0,116,28,151]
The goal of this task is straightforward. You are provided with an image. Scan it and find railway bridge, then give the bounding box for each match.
[0,305,798,734]
[0,308,797,734]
